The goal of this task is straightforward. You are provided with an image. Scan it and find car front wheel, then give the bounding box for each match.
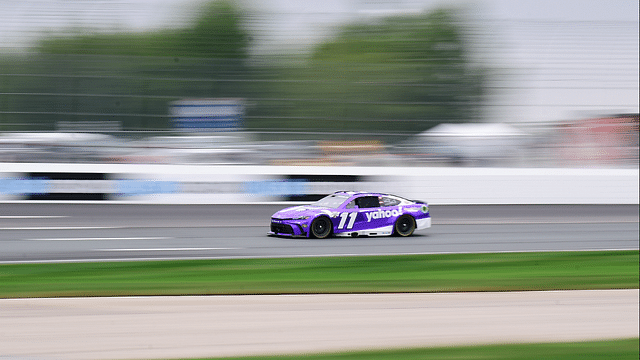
[310,216,332,239]
[394,215,416,237]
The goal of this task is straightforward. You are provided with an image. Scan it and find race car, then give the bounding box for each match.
[269,191,430,238]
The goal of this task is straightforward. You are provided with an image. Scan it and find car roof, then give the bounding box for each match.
[333,191,387,197]
[332,191,415,202]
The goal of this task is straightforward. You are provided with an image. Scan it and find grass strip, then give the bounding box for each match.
[0,250,637,298]
[186,338,640,360]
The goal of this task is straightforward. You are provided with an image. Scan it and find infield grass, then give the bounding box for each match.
[1,250,637,298]
[187,338,640,360]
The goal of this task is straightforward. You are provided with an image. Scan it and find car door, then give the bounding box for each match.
[354,195,384,231]
[333,195,379,234]
[334,198,361,234]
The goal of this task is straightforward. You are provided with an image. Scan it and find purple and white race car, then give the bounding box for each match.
[269,191,431,238]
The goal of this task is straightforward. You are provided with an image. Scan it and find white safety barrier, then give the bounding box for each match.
[0,162,637,204]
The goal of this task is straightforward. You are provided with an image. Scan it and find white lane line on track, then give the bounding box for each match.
[0,215,69,219]
[28,237,172,241]
[1,225,263,230]
[2,227,123,230]
[96,248,238,252]
[434,220,639,225]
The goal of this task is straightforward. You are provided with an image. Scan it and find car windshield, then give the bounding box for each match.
[310,194,350,208]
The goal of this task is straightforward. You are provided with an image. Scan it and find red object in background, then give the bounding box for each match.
[559,114,639,165]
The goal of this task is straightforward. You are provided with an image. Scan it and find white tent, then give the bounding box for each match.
[420,123,527,138]
[417,123,530,161]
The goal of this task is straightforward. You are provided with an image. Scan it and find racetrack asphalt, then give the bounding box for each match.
[1,204,637,263]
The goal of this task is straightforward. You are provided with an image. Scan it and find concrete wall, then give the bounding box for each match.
[0,163,637,204]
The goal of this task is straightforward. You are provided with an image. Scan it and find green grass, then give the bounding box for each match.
[185,338,640,360]
[1,250,637,298]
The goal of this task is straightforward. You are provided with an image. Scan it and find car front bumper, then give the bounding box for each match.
[269,219,309,237]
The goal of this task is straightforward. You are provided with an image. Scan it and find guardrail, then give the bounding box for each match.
[1,163,637,204]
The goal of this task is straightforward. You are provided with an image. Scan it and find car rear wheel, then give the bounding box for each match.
[311,216,332,239]
[394,215,416,237]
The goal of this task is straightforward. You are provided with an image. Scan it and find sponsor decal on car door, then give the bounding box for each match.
[365,206,400,228]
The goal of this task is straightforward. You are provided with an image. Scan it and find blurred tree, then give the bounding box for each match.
[0,1,250,132]
[180,1,249,59]
[1,3,485,139]
[251,8,486,137]
[38,1,249,59]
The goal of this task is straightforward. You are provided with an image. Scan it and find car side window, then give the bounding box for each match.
[345,200,357,209]
[355,196,380,208]
[381,196,400,207]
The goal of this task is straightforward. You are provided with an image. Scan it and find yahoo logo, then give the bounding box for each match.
[365,208,401,222]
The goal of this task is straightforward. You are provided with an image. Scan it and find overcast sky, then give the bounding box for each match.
[2,0,637,45]
[0,0,638,123]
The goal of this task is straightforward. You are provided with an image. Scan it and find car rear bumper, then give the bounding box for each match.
[416,217,431,230]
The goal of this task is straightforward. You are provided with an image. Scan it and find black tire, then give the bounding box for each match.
[310,216,332,239]
[394,215,416,237]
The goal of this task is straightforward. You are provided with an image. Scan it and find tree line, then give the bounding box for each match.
[0,1,486,140]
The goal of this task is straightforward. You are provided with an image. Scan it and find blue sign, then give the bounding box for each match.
[170,98,244,131]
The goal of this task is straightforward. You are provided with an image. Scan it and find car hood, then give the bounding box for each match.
[272,205,334,220]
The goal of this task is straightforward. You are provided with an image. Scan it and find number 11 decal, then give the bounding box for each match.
[338,212,358,229]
